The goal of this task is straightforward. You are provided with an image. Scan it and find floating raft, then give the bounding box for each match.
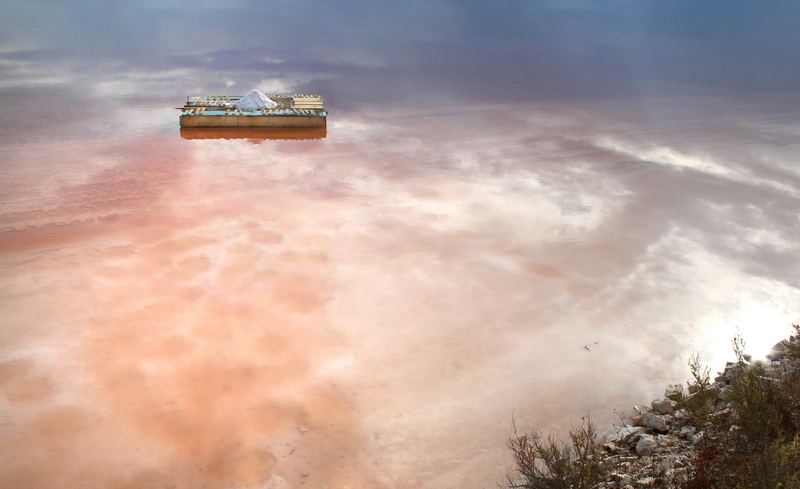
[178,94,327,128]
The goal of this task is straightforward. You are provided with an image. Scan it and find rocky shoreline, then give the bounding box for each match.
[591,333,800,489]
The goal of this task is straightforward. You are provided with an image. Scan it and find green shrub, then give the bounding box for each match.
[687,328,800,489]
[785,323,800,361]
[679,353,716,424]
[738,437,800,489]
[730,361,795,451]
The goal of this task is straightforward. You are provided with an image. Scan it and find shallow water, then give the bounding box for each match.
[2,2,800,488]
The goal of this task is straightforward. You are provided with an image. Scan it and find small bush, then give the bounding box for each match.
[688,353,711,390]
[506,417,604,489]
[679,353,716,424]
[739,437,800,489]
[785,323,800,361]
[731,361,795,450]
[686,329,800,489]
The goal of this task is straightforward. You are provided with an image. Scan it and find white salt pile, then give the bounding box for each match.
[231,90,278,110]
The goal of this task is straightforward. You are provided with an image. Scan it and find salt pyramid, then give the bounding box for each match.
[231,90,278,110]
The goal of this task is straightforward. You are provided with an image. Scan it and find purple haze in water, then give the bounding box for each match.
[1,1,800,488]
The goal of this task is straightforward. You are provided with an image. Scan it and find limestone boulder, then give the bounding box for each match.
[665,384,684,400]
[643,412,668,432]
[651,398,675,415]
[603,425,644,445]
[635,434,656,456]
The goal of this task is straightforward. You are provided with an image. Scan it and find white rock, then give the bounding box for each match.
[724,366,741,381]
[705,384,721,396]
[643,412,668,432]
[635,435,656,456]
[718,385,735,401]
[651,398,675,415]
[678,425,696,439]
[665,384,684,400]
[603,425,643,444]
[668,467,689,484]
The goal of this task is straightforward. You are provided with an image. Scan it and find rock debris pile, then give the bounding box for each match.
[593,333,800,489]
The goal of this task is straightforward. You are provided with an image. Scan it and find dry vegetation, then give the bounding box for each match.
[507,418,604,489]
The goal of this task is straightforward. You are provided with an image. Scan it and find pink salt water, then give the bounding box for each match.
[3,3,800,485]
[2,97,799,489]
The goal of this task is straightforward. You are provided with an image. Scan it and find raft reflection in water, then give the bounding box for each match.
[180,126,327,141]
